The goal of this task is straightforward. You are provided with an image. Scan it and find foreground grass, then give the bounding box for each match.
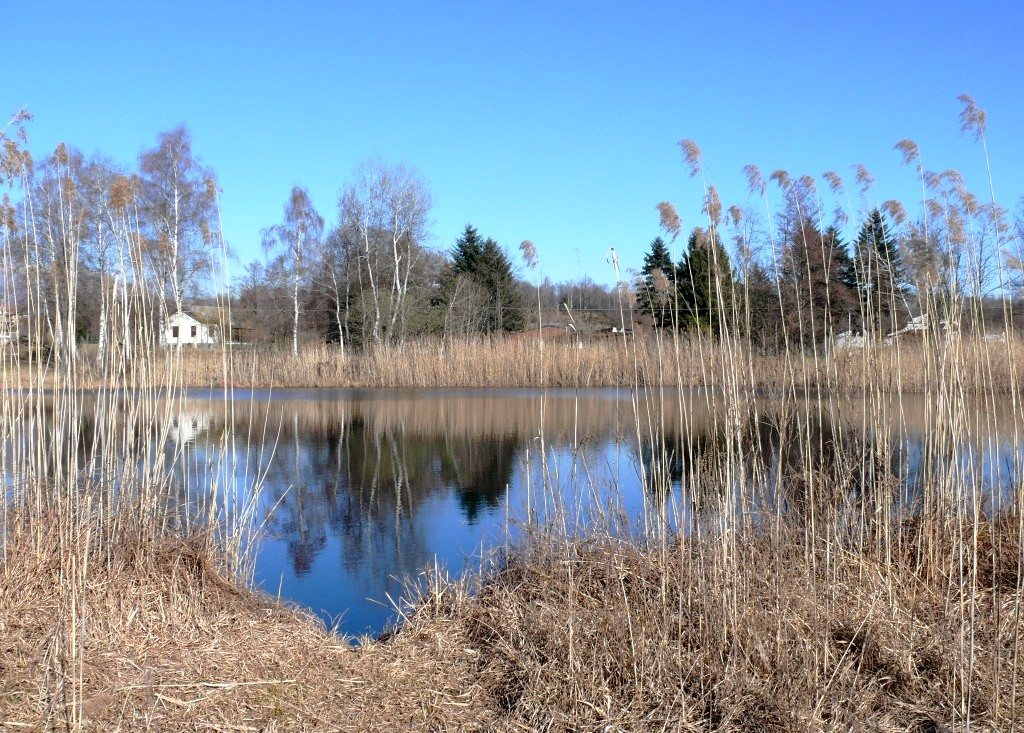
[3,512,1021,731]
[0,518,494,731]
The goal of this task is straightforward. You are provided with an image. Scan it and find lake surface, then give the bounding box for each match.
[158,387,1023,638]
[166,388,651,636]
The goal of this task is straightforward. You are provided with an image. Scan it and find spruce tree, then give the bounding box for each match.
[638,236,676,328]
[450,224,485,274]
[779,220,861,343]
[476,237,524,332]
[442,224,524,333]
[825,226,858,293]
[821,225,859,333]
[854,210,906,336]
[741,261,783,349]
[677,228,734,335]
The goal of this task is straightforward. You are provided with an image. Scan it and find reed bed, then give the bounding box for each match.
[0,514,498,731]
[416,515,1024,731]
[6,295,1024,731]
[20,332,1024,393]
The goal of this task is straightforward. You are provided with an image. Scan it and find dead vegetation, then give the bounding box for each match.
[4,99,1024,732]
[3,509,1022,731]
[0,515,498,731]
[14,333,1023,393]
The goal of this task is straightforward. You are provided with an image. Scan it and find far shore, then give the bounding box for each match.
[4,334,1022,393]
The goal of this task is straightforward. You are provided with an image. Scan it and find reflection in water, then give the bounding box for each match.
[134,389,1024,637]
[169,411,212,445]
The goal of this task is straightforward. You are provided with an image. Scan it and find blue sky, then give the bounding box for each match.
[6,0,1023,286]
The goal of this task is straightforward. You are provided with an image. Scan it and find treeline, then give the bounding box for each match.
[3,97,1023,358]
[0,117,619,356]
[243,206,622,350]
[636,208,909,347]
[0,122,221,354]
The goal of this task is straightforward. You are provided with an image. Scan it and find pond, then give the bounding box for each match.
[160,387,1022,638]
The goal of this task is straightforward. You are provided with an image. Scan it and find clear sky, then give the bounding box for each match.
[6,0,1023,286]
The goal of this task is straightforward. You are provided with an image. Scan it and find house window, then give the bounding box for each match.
[191,325,197,338]
[172,326,179,339]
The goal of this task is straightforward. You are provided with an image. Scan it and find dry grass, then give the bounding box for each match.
[16,333,1023,393]
[4,508,1022,731]
[0,513,500,731]
[173,334,1024,393]
[4,106,1024,731]
[430,516,1024,731]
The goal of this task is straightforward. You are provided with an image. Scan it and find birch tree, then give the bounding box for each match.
[263,186,323,355]
[338,160,431,346]
[316,226,357,354]
[31,144,90,357]
[137,126,217,318]
[75,156,123,359]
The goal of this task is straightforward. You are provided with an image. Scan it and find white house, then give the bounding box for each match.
[889,313,930,337]
[162,311,218,347]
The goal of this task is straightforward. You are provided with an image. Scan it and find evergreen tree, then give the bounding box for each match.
[638,236,676,328]
[854,210,906,336]
[741,261,784,349]
[442,224,524,333]
[822,225,860,333]
[449,224,485,274]
[677,228,735,335]
[778,219,860,343]
[827,226,859,293]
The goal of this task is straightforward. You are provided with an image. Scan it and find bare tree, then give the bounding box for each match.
[137,126,217,318]
[337,160,431,346]
[315,226,358,354]
[263,187,323,355]
[30,144,91,357]
[72,155,128,360]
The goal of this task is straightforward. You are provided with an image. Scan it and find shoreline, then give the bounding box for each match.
[4,334,1023,393]
[4,329,1024,729]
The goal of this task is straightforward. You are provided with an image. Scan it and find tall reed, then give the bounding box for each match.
[0,121,262,730]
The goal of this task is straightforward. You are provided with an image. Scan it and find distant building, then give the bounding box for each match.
[162,311,218,347]
[597,325,634,337]
[889,313,930,337]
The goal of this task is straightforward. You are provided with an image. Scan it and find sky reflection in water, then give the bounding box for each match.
[163,388,1024,638]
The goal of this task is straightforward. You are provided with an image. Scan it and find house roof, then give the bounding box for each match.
[168,309,227,327]
[167,311,202,325]
[189,305,232,326]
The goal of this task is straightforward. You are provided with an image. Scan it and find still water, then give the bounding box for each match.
[167,388,651,636]
[163,388,1023,638]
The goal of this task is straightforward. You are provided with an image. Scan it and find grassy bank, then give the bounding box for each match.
[4,510,1022,730]
[5,99,1024,731]
[3,314,1024,729]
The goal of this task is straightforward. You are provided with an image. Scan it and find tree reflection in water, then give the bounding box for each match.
[142,388,1024,636]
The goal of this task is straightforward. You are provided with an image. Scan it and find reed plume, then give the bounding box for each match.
[743,164,766,196]
[656,201,681,241]
[679,138,703,178]
[957,93,988,141]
